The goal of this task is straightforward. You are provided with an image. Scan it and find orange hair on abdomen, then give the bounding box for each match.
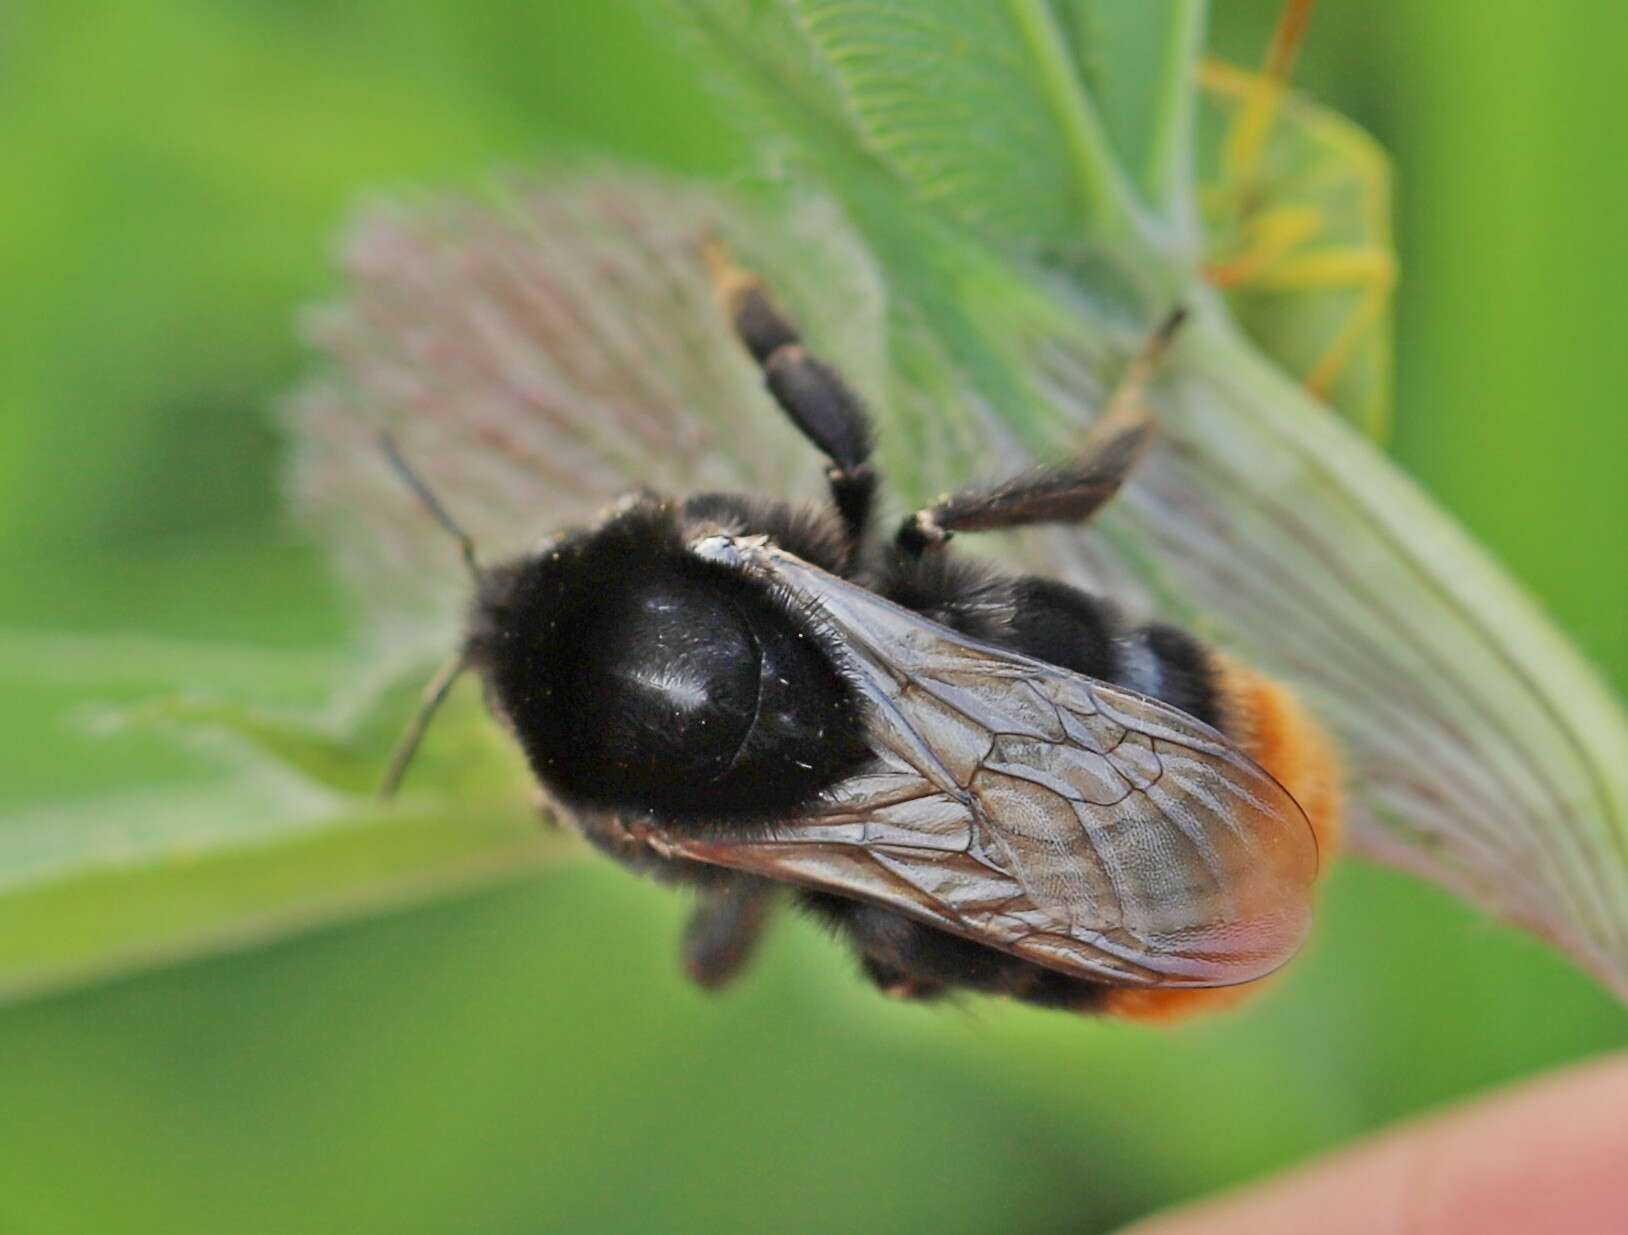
[1103,656,1342,1024]
[1212,655,1343,861]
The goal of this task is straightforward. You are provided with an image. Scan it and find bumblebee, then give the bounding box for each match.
[382,251,1341,1022]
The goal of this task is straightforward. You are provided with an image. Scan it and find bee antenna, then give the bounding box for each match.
[379,651,471,800]
[377,431,482,581]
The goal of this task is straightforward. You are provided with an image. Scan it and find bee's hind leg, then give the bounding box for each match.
[896,308,1186,556]
[803,896,1106,1012]
[682,878,778,990]
[858,955,949,1003]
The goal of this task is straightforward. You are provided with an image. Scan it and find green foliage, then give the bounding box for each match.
[790,0,1143,247]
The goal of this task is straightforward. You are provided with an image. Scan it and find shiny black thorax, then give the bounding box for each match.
[468,497,869,825]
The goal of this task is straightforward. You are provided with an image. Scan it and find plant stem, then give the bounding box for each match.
[1005,0,1163,270]
[1142,0,1207,247]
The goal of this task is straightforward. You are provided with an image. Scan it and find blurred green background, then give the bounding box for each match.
[3,3,1626,1232]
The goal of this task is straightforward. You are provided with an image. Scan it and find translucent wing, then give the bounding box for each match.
[658,538,1319,988]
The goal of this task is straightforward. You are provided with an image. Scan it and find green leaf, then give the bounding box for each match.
[0,790,561,1005]
[0,629,560,1002]
[791,0,1144,251]
[1059,0,1207,218]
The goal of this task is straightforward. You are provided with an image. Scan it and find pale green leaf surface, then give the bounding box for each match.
[792,0,1135,248]
[0,789,559,1005]
[0,630,556,1001]
[1060,0,1206,217]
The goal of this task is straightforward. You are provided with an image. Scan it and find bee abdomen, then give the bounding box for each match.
[1103,652,1343,1024]
[1115,621,1342,858]
[1112,621,1223,729]
[1210,654,1343,860]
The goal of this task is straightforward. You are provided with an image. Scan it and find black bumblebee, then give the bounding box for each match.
[383,249,1338,1021]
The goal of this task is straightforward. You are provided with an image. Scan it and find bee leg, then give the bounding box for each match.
[858,956,948,1003]
[705,242,877,559]
[682,878,777,990]
[802,896,954,1000]
[856,921,1112,1013]
[805,896,1106,1009]
[895,418,1154,554]
[896,308,1185,555]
